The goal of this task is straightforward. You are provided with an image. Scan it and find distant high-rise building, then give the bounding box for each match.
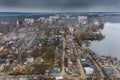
[16,20,24,27]
[16,20,19,27]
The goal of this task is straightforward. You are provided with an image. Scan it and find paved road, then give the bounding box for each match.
[1,72,9,80]
[60,36,66,75]
[85,49,105,80]
[89,54,105,79]
[72,39,87,79]
[26,34,37,49]
[21,34,37,53]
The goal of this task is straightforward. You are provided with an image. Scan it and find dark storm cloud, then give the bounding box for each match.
[0,0,119,12]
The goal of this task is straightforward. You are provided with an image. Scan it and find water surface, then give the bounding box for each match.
[85,23,120,59]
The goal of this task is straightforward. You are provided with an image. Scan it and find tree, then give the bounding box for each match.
[76,32,82,41]
[25,63,33,75]
[32,47,42,57]
[32,63,47,74]
[44,47,55,60]
[17,50,22,64]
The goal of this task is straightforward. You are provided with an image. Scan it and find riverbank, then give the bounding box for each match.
[89,22,120,59]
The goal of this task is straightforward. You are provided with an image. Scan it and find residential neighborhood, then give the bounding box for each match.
[0,13,120,80]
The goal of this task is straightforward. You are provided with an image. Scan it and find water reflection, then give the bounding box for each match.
[82,40,91,47]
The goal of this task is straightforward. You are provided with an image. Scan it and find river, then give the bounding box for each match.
[83,22,120,59]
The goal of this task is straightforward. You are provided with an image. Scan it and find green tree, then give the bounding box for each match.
[44,47,55,60]
[32,47,42,57]
[32,63,47,74]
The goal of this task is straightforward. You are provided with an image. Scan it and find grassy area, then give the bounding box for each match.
[44,58,53,68]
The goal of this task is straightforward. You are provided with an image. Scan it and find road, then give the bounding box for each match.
[26,34,37,49]
[72,39,87,79]
[60,36,66,75]
[84,49,105,80]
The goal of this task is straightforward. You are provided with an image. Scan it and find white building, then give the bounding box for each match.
[49,15,59,19]
[84,67,94,75]
[69,27,74,33]
[26,57,34,63]
[78,16,88,25]
[55,76,63,80]
[24,18,34,25]
[16,20,19,27]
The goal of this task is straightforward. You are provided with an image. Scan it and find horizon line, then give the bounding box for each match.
[0,11,120,13]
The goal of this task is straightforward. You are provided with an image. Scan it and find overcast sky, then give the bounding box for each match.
[0,0,119,12]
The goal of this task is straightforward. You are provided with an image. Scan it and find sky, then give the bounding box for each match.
[0,0,119,12]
